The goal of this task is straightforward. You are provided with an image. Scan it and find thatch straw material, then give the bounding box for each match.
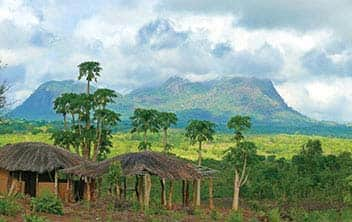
[62,151,204,180]
[0,142,85,173]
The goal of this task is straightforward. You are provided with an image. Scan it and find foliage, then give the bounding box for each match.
[0,197,21,216]
[101,162,124,196]
[227,115,251,145]
[130,108,160,150]
[226,211,244,222]
[31,191,64,215]
[268,208,281,222]
[185,120,216,145]
[23,214,47,222]
[52,62,121,160]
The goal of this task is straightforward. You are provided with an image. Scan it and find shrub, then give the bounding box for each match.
[210,209,220,221]
[226,211,243,222]
[23,214,47,222]
[31,191,63,215]
[268,208,281,222]
[0,197,21,216]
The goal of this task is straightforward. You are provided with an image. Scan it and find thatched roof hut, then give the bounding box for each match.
[62,151,203,180]
[0,142,85,173]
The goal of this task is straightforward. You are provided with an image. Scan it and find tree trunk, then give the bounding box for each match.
[232,170,240,211]
[135,176,140,201]
[163,128,167,152]
[195,141,202,207]
[167,180,174,210]
[209,177,214,209]
[161,178,167,206]
[144,130,147,146]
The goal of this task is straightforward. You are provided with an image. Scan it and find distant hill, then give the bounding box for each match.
[8,77,352,136]
[9,80,95,120]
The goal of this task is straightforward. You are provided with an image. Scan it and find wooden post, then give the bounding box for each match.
[54,171,58,197]
[135,176,139,201]
[86,178,91,202]
[138,175,144,207]
[209,177,214,209]
[123,177,127,200]
[182,180,186,206]
[66,178,70,202]
[36,173,39,197]
[167,180,174,210]
[144,175,151,210]
[160,178,166,206]
[192,180,197,207]
[185,181,190,207]
[19,172,23,194]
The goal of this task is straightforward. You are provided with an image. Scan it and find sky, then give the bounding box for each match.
[0,0,352,122]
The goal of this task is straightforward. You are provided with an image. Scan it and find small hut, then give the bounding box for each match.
[62,151,216,209]
[0,142,85,201]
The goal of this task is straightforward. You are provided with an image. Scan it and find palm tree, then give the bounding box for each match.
[77,61,102,159]
[53,93,72,130]
[185,120,216,207]
[78,61,102,95]
[130,108,160,150]
[158,112,178,152]
[157,112,177,206]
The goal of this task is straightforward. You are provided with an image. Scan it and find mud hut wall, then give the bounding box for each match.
[37,182,68,200]
[0,168,9,194]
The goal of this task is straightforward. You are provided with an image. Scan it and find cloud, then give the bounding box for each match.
[301,43,352,76]
[157,0,352,39]
[276,77,352,122]
[137,18,188,50]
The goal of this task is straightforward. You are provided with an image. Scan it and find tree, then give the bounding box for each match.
[227,115,251,146]
[226,115,253,210]
[158,112,178,152]
[0,61,9,120]
[224,141,257,211]
[78,61,102,95]
[52,62,120,161]
[130,108,160,150]
[157,112,177,206]
[185,120,216,206]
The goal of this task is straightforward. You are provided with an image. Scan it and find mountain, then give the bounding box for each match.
[113,76,310,124]
[9,80,94,120]
[8,77,351,136]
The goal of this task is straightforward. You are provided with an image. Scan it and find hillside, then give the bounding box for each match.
[9,80,95,120]
[114,76,309,124]
[8,77,351,136]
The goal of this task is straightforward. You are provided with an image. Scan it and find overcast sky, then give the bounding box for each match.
[0,0,352,122]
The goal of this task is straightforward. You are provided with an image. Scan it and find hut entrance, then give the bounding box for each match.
[73,180,84,201]
[22,172,36,197]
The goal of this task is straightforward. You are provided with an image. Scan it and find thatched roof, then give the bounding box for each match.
[61,151,205,180]
[0,142,85,173]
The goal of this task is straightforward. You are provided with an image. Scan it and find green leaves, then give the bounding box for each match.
[227,115,251,145]
[185,120,216,145]
[130,108,160,134]
[77,61,102,82]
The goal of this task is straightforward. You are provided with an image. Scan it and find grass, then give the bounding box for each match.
[1,131,351,160]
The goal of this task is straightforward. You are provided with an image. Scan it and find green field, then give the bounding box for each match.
[1,131,352,160]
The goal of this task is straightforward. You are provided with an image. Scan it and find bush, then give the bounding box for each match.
[226,211,243,222]
[31,191,63,215]
[23,214,47,222]
[0,197,21,216]
[268,208,281,222]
